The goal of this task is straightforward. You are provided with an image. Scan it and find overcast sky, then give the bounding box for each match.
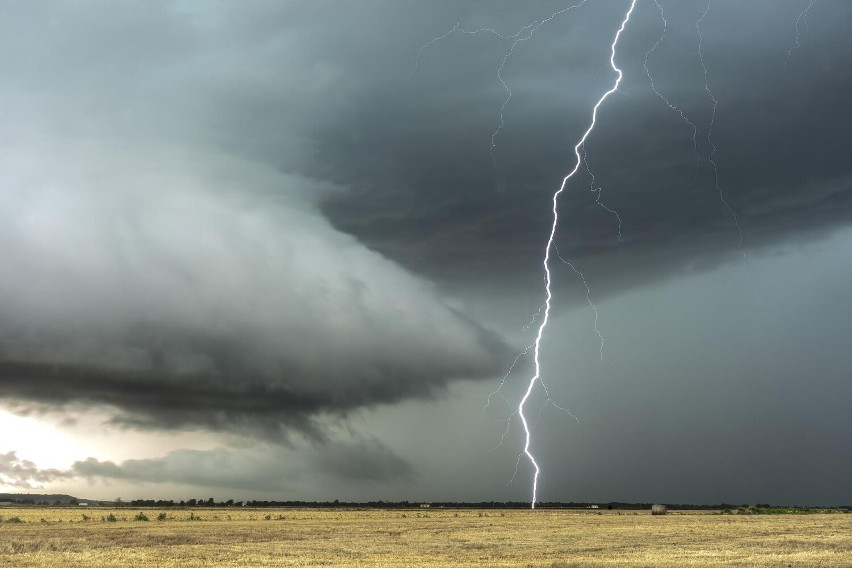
[1,0,850,506]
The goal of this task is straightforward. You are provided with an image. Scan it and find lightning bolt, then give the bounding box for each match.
[488,1,590,171]
[408,2,591,174]
[643,0,700,168]
[483,343,534,418]
[553,243,603,361]
[581,144,623,244]
[696,1,761,303]
[407,21,541,84]
[696,1,738,247]
[786,0,820,66]
[519,0,637,509]
[410,6,610,485]
[405,0,810,511]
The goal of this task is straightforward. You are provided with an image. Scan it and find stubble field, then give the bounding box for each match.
[1,507,850,567]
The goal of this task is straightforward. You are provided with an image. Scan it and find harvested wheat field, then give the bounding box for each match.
[1,507,850,567]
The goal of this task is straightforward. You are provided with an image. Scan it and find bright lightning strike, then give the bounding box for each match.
[519,0,637,509]
[410,6,604,497]
[407,0,808,511]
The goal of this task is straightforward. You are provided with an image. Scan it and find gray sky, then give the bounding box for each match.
[1,0,850,506]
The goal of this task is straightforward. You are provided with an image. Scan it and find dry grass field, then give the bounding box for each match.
[1,507,850,567]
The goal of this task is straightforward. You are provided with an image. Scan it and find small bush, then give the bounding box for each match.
[106,514,117,523]
[81,514,90,521]
[157,512,167,521]
[6,516,23,524]
[134,512,149,522]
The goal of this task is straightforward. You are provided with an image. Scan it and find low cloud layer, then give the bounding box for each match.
[0,452,65,490]
[73,438,414,491]
[1,435,413,493]
[0,133,508,436]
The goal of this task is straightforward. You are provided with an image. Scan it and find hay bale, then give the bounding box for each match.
[651,504,667,515]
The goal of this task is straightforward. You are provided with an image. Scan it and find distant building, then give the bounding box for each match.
[78,502,89,507]
[419,503,431,508]
[588,505,600,509]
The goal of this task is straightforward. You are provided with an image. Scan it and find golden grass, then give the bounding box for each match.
[1,507,850,567]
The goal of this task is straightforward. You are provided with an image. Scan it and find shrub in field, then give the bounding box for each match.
[134,513,149,522]
[5,516,23,523]
[106,514,117,522]
[157,512,167,521]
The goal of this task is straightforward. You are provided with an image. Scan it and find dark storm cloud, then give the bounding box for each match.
[0,143,509,434]
[4,0,846,300]
[310,0,852,294]
[0,1,513,435]
[0,0,849,464]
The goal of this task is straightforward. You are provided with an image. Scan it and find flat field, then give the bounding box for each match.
[1,507,850,567]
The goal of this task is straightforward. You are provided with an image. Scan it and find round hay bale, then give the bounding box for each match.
[651,504,667,515]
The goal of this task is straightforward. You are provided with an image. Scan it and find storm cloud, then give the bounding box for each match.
[1,436,414,492]
[0,138,509,435]
[0,1,514,436]
[314,0,852,294]
[0,451,66,489]
[0,1,850,505]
